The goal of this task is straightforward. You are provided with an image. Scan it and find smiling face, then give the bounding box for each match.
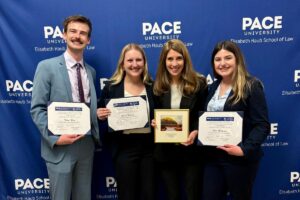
[63,21,90,54]
[213,49,237,81]
[165,49,184,83]
[122,49,145,80]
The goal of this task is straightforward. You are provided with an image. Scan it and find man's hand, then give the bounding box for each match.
[55,134,84,145]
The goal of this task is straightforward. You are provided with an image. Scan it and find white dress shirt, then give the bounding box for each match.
[64,51,90,103]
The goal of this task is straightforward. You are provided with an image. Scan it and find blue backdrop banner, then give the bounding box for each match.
[1,0,300,199]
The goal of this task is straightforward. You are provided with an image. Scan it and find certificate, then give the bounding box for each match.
[198,111,243,146]
[48,102,91,135]
[154,109,189,143]
[105,96,149,132]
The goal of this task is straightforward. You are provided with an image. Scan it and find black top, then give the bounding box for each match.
[98,79,155,159]
[153,79,208,163]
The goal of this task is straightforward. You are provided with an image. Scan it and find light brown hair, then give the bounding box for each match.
[63,15,92,38]
[153,39,206,96]
[211,40,251,104]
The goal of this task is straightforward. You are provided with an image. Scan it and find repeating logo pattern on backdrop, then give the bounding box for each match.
[139,21,193,49]
[96,177,118,199]
[0,80,33,105]
[231,16,295,45]
[33,25,96,53]
[4,178,50,200]
[281,70,300,96]
[278,172,300,196]
[262,123,289,148]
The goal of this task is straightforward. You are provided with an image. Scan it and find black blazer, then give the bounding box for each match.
[204,77,270,163]
[98,79,155,159]
[154,82,208,163]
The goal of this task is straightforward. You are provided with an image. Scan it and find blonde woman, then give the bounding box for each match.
[202,41,270,200]
[153,39,207,200]
[97,44,155,200]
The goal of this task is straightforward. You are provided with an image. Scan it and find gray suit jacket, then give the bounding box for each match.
[30,55,100,163]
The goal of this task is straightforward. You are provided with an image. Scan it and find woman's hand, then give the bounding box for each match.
[151,119,156,127]
[181,130,198,146]
[97,108,111,120]
[217,144,244,156]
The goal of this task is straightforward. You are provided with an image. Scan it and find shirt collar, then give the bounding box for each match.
[64,51,84,69]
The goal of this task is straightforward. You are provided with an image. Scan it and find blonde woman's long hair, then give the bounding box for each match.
[211,41,251,104]
[153,39,206,96]
[110,43,152,85]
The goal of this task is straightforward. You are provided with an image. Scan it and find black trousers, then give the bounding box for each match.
[114,141,155,200]
[158,161,203,200]
[202,161,259,200]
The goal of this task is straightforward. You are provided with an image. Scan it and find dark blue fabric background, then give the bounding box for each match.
[1,0,300,199]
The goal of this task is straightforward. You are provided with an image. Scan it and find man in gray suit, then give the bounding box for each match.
[30,15,100,200]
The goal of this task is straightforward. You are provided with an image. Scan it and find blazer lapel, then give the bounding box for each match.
[162,91,171,109]
[58,55,73,102]
[84,64,97,108]
[116,79,125,97]
[180,95,193,109]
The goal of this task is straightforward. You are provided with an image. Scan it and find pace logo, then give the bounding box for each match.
[6,80,33,92]
[242,16,282,36]
[263,123,278,141]
[43,25,65,45]
[270,123,278,135]
[262,123,289,147]
[14,178,50,196]
[268,123,278,139]
[290,172,300,188]
[242,16,282,31]
[34,25,95,52]
[142,21,181,35]
[278,172,300,195]
[282,70,300,96]
[291,172,300,183]
[44,26,63,39]
[15,178,50,190]
[142,21,181,41]
[3,80,32,101]
[106,177,117,188]
[0,80,32,105]
[106,176,118,193]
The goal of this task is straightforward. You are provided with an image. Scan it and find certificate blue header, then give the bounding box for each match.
[113,101,139,107]
[206,117,234,121]
[55,107,83,111]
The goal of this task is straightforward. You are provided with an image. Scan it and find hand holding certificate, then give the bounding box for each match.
[105,96,149,131]
[48,102,91,135]
[198,112,243,146]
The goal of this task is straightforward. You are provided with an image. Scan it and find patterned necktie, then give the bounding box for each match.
[76,63,85,102]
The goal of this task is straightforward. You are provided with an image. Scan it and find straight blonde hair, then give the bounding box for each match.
[110,44,152,85]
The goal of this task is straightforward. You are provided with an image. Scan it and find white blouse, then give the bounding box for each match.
[207,84,232,112]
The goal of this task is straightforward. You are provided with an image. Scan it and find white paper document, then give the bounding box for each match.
[106,96,149,131]
[48,102,91,135]
[198,111,243,146]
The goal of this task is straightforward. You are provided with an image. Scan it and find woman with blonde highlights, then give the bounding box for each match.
[202,41,270,200]
[153,39,207,200]
[98,44,155,200]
